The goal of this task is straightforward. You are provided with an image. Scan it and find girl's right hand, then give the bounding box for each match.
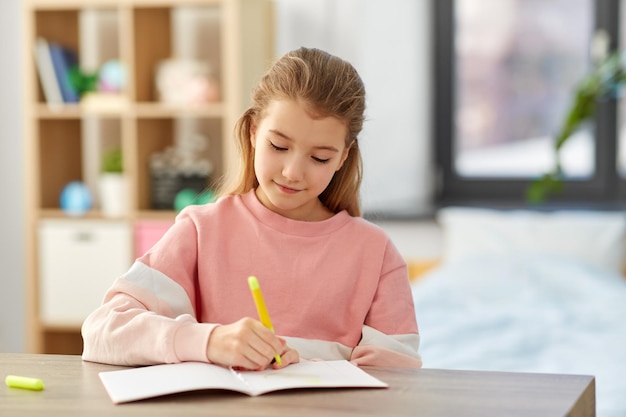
[271,338,300,370]
[205,317,299,370]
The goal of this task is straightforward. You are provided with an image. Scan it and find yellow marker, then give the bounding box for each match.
[248,276,282,366]
[5,375,44,391]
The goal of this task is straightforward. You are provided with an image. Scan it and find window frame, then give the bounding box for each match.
[433,0,626,208]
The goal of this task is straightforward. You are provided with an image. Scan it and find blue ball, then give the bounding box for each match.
[60,181,92,217]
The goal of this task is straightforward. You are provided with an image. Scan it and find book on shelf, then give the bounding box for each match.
[34,38,63,105]
[47,41,80,103]
[98,359,388,404]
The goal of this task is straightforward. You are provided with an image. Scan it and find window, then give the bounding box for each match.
[435,0,626,207]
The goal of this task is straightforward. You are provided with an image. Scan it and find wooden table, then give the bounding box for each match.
[0,353,595,416]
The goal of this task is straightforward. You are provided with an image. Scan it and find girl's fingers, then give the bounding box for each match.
[233,322,282,369]
[250,323,284,360]
[207,318,288,370]
[271,346,300,369]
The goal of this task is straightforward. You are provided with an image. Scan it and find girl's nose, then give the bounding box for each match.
[282,157,304,182]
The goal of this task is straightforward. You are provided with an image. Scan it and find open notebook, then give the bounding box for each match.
[99,360,388,404]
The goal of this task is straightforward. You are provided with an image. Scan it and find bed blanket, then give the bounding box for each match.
[411,254,626,417]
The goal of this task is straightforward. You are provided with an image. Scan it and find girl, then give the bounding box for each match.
[81,47,422,370]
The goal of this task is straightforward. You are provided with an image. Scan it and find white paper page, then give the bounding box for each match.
[100,362,246,404]
[239,360,389,396]
[99,360,388,404]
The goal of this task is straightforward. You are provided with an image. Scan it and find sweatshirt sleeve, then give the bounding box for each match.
[350,240,422,368]
[351,326,422,367]
[81,272,216,366]
[81,210,216,366]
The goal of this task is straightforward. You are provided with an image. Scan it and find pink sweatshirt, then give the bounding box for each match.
[81,190,421,368]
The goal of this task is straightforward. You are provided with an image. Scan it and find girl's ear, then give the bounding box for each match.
[336,142,352,171]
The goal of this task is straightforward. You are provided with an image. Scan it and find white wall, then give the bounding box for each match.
[0,0,25,352]
[275,0,434,217]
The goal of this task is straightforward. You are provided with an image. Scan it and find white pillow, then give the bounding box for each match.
[437,207,626,275]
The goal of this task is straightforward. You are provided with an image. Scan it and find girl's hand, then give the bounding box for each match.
[206,317,299,370]
[271,338,300,369]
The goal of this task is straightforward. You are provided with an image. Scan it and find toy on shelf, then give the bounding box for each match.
[81,59,130,112]
[81,60,129,112]
[98,60,126,93]
[60,181,92,217]
[150,133,214,210]
[173,188,216,212]
[155,58,220,105]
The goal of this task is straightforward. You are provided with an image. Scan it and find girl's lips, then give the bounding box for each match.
[275,182,300,194]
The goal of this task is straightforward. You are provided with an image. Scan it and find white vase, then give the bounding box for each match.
[99,173,127,218]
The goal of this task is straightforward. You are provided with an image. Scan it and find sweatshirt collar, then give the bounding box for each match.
[241,189,352,237]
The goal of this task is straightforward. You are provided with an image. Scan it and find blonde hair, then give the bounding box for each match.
[216,47,366,217]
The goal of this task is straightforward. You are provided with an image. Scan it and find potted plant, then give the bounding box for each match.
[99,147,127,218]
[527,31,625,203]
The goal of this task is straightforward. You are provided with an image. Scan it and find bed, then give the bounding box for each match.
[410,207,626,417]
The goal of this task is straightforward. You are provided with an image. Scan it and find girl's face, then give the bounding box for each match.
[250,99,349,221]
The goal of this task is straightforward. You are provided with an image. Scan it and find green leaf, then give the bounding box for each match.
[69,67,99,96]
[102,148,123,173]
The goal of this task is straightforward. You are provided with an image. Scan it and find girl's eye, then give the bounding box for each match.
[269,140,330,164]
[269,142,287,151]
[312,156,330,164]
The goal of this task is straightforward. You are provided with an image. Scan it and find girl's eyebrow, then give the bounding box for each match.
[269,129,340,152]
